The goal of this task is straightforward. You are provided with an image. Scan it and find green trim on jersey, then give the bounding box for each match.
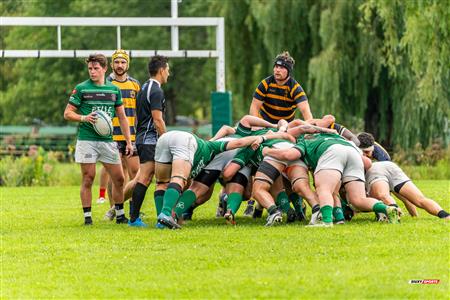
[232,139,290,168]
[295,133,354,170]
[235,123,274,137]
[190,135,228,178]
[69,79,123,141]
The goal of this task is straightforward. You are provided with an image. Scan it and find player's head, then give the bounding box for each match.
[273,51,295,81]
[85,53,108,83]
[357,132,375,158]
[148,55,170,84]
[111,49,130,76]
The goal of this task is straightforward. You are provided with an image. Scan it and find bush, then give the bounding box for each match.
[0,147,57,186]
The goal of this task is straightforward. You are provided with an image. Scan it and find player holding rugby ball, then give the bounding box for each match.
[63,53,132,225]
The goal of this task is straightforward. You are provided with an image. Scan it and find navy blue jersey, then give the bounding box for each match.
[135,79,165,145]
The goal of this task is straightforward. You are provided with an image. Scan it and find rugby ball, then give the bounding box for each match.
[93,110,113,137]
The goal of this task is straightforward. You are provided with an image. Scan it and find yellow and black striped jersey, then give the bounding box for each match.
[253,75,308,124]
[107,73,140,141]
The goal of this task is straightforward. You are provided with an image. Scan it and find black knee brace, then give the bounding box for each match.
[229,172,249,187]
[168,182,183,194]
[194,169,221,187]
[257,161,281,183]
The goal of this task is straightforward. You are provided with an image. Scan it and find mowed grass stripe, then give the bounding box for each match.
[1,180,448,299]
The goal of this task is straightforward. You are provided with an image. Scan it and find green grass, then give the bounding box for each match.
[1,180,449,299]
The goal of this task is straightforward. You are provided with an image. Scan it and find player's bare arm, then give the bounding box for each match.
[249,97,263,116]
[63,103,97,124]
[209,125,236,141]
[262,147,301,161]
[297,101,313,121]
[151,109,166,136]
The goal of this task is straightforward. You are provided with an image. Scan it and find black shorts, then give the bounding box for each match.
[115,141,138,156]
[136,144,156,163]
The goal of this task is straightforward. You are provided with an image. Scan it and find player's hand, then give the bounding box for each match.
[125,142,133,158]
[82,112,98,125]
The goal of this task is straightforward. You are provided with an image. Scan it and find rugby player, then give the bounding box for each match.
[63,53,132,225]
[154,130,295,229]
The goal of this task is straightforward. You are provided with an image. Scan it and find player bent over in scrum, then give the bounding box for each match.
[264,133,402,226]
[366,161,450,220]
[155,130,294,229]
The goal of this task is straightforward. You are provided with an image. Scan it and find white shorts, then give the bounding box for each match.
[315,144,365,183]
[264,142,306,168]
[75,140,120,164]
[155,131,198,165]
[365,161,410,193]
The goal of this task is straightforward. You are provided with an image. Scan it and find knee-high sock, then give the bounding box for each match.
[372,202,388,215]
[161,188,181,216]
[154,190,165,217]
[175,190,197,218]
[320,205,333,223]
[130,182,148,222]
[276,191,291,213]
[227,192,243,214]
[333,207,344,222]
[289,193,303,214]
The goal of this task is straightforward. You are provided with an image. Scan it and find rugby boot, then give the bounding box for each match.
[265,210,283,226]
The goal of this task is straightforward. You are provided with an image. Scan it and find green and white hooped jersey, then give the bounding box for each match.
[190,135,228,178]
[69,79,123,141]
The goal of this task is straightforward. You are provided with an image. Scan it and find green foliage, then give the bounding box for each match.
[1,183,449,298]
[1,0,448,150]
[0,147,57,186]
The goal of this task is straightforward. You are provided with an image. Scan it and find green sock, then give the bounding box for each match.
[372,202,388,214]
[320,205,333,223]
[174,190,197,218]
[267,205,278,215]
[333,207,344,222]
[227,192,243,214]
[276,191,291,213]
[154,191,164,216]
[161,188,181,216]
[289,193,303,214]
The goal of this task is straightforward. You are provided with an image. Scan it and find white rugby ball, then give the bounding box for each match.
[93,110,113,137]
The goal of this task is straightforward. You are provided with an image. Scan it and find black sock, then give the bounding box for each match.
[267,205,278,215]
[312,204,320,214]
[83,207,92,219]
[130,183,148,222]
[115,203,125,218]
[437,210,450,218]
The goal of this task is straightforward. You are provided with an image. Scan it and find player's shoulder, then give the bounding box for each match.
[127,75,141,88]
[287,77,301,88]
[263,75,275,84]
[76,79,92,89]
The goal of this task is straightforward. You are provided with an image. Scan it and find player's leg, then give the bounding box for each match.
[287,164,320,223]
[252,160,284,226]
[74,140,100,225]
[392,192,418,217]
[313,170,341,226]
[97,141,127,224]
[369,180,397,206]
[102,161,127,224]
[223,177,247,224]
[80,163,96,225]
[157,159,191,229]
[174,180,211,221]
[97,166,109,204]
[396,181,450,219]
[332,184,345,224]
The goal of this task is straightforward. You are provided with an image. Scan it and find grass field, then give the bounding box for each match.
[1,180,449,299]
